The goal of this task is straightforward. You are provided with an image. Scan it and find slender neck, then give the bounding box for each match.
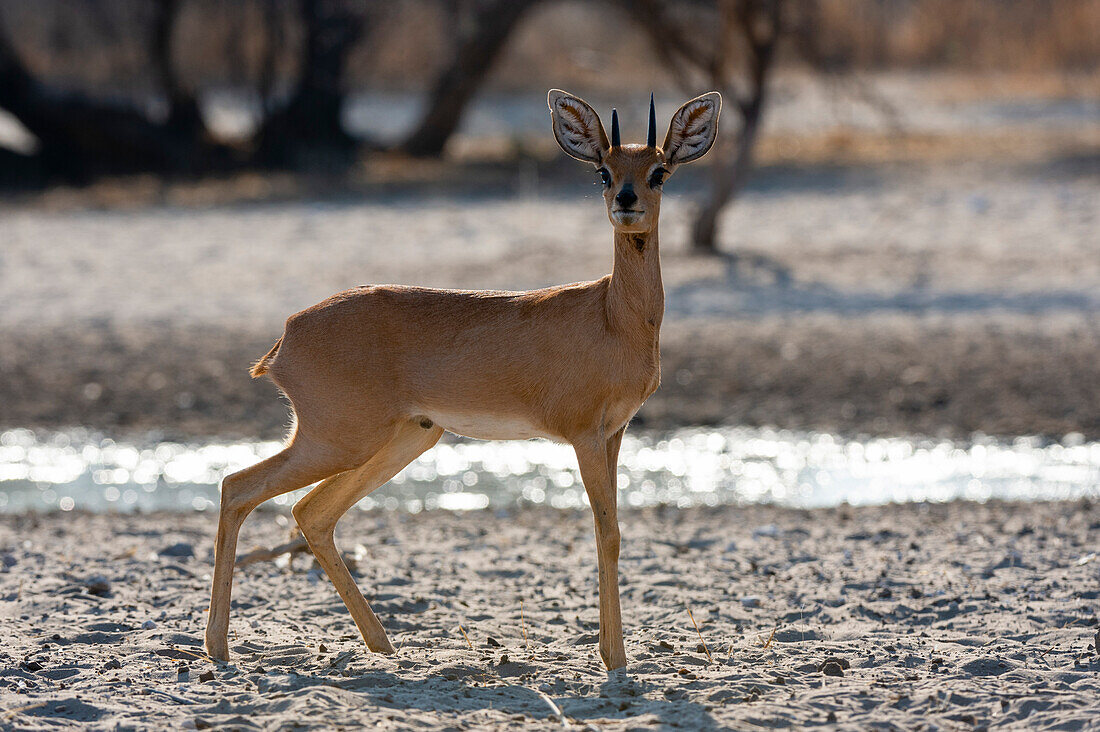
[606,227,664,337]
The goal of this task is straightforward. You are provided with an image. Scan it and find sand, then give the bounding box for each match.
[2,500,1098,729]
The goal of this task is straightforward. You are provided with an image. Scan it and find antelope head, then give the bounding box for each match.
[548,89,722,234]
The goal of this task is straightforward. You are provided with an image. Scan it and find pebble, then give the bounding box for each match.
[84,576,111,597]
[199,670,215,683]
[142,620,157,630]
[819,656,851,677]
[740,596,761,609]
[486,637,502,647]
[102,659,121,671]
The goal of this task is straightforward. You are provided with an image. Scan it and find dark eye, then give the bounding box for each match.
[597,168,612,188]
[648,168,668,188]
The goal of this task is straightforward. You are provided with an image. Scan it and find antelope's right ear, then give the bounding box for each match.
[548,89,609,165]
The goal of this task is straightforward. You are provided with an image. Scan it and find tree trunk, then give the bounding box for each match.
[399,0,537,157]
[150,0,206,140]
[257,0,366,166]
[690,92,766,252]
[690,0,781,253]
[0,29,199,180]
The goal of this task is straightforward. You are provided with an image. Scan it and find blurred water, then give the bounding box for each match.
[1,427,1097,514]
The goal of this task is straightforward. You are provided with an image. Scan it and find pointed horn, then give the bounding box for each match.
[647,92,657,147]
[611,108,620,147]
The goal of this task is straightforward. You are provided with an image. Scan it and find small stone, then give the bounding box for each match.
[318,643,328,653]
[499,654,510,665]
[102,659,121,671]
[740,596,761,609]
[821,661,844,677]
[658,640,675,651]
[1,554,16,568]
[819,655,851,670]
[199,670,215,683]
[142,620,157,630]
[696,643,708,654]
[84,576,111,597]
[487,637,502,647]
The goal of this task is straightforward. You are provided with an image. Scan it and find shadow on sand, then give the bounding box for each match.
[187,662,720,730]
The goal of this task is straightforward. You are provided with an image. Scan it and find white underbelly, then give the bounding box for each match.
[421,410,558,442]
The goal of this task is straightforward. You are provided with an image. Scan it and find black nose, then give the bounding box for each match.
[615,185,637,208]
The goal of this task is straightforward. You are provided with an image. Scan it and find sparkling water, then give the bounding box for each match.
[1,427,1097,514]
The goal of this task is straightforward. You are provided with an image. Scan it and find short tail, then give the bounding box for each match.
[250,337,282,378]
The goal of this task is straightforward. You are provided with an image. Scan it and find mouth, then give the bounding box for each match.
[611,209,645,220]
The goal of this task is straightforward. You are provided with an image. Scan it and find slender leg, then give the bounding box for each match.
[205,436,365,662]
[574,428,627,670]
[293,421,443,655]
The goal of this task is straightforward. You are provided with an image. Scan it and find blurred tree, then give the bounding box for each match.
[632,0,788,254]
[257,0,369,166]
[399,0,539,157]
[0,3,214,181]
[150,0,207,141]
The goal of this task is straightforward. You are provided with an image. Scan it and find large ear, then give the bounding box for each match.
[662,91,721,166]
[548,89,609,165]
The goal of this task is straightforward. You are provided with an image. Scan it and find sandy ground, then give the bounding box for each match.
[1,156,1098,440]
[2,500,1098,729]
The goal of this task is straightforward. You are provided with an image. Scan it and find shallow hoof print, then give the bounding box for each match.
[23,698,105,723]
[959,656,1012,676]
[158,542,195,558]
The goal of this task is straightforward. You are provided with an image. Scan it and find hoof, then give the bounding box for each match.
[205,636,230,663]
[367,638,396,655]
[601,648,627,671]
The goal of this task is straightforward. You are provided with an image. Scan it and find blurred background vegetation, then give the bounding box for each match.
[1,1,1098,440]
[2,0,1098,250]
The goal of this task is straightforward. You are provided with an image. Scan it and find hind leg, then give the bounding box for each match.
[205,434,378,662]
[293,420,443,654]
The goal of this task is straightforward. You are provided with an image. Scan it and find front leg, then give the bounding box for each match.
[574,429,627,670]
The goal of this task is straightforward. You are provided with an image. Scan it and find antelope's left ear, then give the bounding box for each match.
[662,92,721,166]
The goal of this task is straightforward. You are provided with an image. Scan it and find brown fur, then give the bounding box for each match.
[205,90,720,672]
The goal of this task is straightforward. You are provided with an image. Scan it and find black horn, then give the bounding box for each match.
[647,92,656,148]
[611,108,620,147]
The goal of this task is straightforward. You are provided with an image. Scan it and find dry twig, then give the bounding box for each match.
[235,536,311,567]
[521,600,531,651]
[687,607,713,662]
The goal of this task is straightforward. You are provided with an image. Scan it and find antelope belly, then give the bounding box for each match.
[422,411,557,441]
